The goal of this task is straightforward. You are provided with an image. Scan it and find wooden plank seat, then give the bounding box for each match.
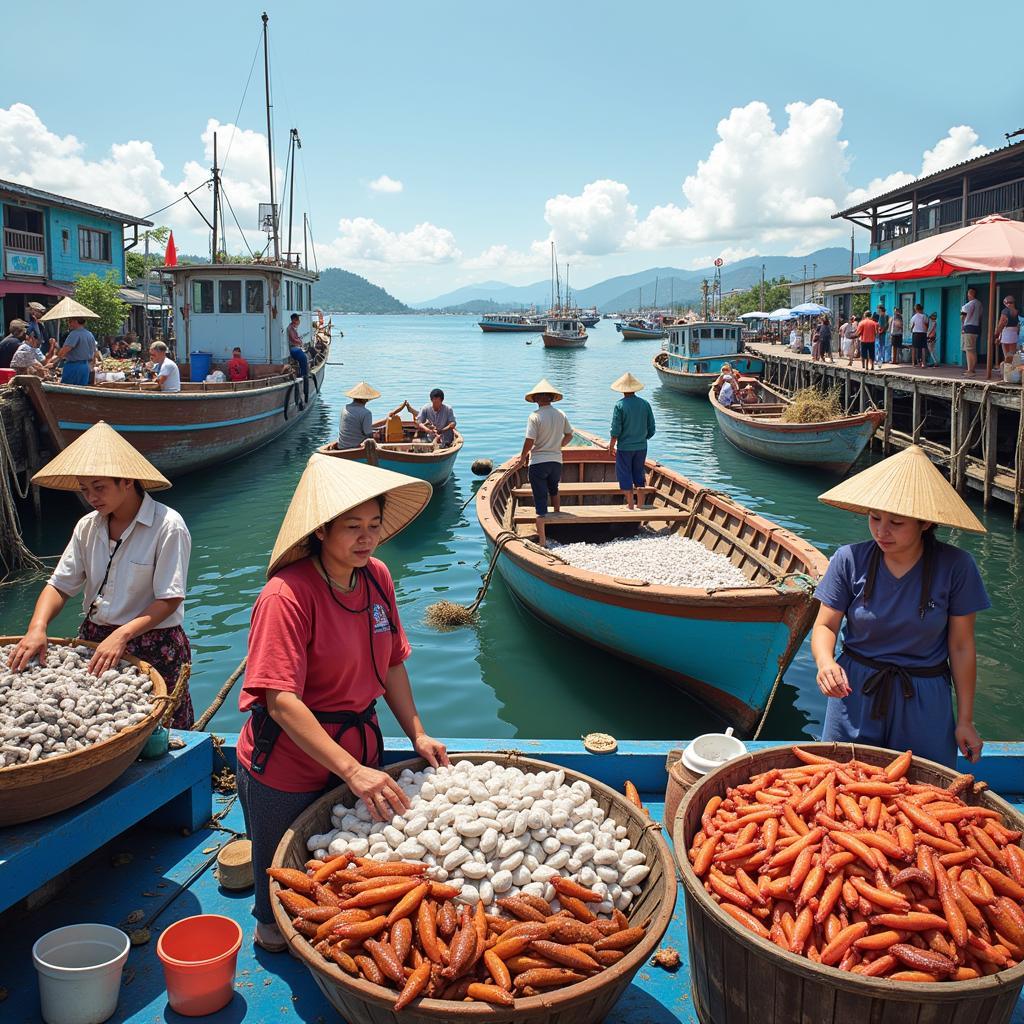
[513,505,690,525]
[511,483,655,498]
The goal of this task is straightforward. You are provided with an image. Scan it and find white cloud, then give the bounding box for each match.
[368,174,403,194]
[543,179,638,256]
[319,217,461,265]
[462,240,550,272]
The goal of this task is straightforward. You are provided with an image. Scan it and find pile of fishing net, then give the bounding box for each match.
[779,387,844,424]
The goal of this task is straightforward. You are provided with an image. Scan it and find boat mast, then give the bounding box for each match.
[262,12,280,262]
[211,132,220,264]
[550,241,555,313]
[287,128,301,263]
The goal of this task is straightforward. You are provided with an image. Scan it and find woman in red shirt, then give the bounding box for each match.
[236,454,448,951]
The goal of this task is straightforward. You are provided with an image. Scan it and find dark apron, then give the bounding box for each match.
[842,646,951,721]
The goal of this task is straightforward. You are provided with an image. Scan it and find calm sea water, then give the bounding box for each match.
[7,315,1023,743]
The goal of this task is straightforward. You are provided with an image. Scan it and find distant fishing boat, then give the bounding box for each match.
[709,381,885,475]
[478,312,546,333]
[319,415,463,487]
[542,313,588,349]
[616,317,667,340]
[653,319,763,395]
[476,430,828,732]
[579,307,600,328]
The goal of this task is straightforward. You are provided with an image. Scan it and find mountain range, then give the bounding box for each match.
[414,248,865,313]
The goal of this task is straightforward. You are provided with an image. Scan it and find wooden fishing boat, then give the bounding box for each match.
[319,415,463,486]
[542,312,588,349]
[653,319,763,395]
[476,432,828,732]
[477,312,545,332]
[709,380,885,474]
[616,317,667,340]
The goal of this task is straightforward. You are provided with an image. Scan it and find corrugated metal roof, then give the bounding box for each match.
[834,140,1024,220]
[0,178,152,227]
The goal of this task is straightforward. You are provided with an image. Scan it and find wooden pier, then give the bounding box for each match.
[746,342,1024,526]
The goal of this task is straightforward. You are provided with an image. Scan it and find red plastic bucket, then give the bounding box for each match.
[156,915,242,1016]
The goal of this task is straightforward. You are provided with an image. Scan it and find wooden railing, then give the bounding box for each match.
[3,228,45,253]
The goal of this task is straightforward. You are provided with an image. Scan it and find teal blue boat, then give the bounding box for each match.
[709,381,886,475]
[475,433,828,732]
[653,319,764,395]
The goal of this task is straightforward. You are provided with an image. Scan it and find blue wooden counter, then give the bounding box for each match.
[1,737,1023,1023]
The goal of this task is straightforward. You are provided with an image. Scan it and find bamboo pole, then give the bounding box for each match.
[986,271,996,380]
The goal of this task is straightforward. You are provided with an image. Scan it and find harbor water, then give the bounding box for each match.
[7,315,1023,742]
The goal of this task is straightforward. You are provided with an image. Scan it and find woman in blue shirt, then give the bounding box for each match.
[811,445,988,768]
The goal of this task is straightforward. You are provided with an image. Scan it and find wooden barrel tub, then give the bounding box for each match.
[0,636,168,827]
[674,742,1024,1024]
[271,751,676,1024]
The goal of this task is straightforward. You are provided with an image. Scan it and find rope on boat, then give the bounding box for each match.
[192,656,248,731]
[0,409,49,583]
[424,530,519,629]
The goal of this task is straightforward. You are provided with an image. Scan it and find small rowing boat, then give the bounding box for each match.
[319,417,463,487]
[653,319,763,395]
[476,431,827,732]
[709,381,885,474]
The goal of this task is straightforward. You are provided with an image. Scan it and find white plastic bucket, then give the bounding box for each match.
[33,924,130,1024]
[682,727,748,775]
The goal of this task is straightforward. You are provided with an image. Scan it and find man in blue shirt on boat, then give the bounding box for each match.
[608,372,656,510]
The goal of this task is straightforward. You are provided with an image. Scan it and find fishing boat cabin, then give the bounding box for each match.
[478,312,544,332]
[165,262,319,380]
[665,320,745,373]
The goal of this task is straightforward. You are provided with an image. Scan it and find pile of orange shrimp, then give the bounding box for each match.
[270,856,647,1009]
[687,747,1024,983]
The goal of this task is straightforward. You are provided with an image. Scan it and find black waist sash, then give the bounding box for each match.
[842,647,950,721]
[248,699,383,776]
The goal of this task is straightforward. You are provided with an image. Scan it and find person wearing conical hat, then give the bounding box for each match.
[235,454,448,952]
[338,381,381,450]
[8,423,194,727]
[811,446,989,769]
[608,372,655,511]
[520,379,573,547]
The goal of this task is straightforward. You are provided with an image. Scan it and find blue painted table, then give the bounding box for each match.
[0,730,213,915]
[1,737,1023,1023]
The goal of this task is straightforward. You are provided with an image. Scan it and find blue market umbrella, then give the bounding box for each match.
[789,302,830,316]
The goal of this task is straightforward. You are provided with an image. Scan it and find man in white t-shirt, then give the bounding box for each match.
[149,341,181,392]
[960,286,983,377]
[519,378,573,547]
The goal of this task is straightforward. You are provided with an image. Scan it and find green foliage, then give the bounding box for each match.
[312,267,410,314]
[719,276,792,319]
[852,292,871,317]
[126,225,172,281]
[74,272,128,337]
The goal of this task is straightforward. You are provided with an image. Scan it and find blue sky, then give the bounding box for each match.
[1,0,1017,302]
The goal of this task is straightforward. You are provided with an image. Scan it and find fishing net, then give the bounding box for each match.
[424,600,477,630]
[779,387,844,424]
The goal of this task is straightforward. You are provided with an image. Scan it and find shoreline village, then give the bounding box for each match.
[3,7,1024,1024]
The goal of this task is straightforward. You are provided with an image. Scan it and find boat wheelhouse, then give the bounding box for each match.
[653,319,763,395]
[542,312,588,349]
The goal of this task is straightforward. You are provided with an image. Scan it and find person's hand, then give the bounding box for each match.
[88,628,131,676]
[9,627,48,672]
[414,733,449,768]
[815,659,850,698]
[345,765,411,821]
[955,722,983,764]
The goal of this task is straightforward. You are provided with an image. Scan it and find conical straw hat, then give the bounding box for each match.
[819,445,985,533]
[525,378,563,402]
[611,372,645,393]
[32,421,170,491]
[39,296,99,321]
[268,454,432,577]
[345,381,381,401]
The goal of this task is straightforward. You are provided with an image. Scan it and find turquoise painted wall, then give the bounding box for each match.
[47,207,125,284]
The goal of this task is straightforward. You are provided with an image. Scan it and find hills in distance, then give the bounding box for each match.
[413,247,866,313]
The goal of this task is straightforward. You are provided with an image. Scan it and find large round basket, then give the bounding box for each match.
[675,742,1024,1024]
[271,751,675,1024]
[0,636,168,827]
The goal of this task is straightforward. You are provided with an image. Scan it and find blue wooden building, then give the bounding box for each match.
[834,141,1024,365]
[0,177,151,332]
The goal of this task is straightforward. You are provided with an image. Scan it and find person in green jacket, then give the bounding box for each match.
[608,372,656,510]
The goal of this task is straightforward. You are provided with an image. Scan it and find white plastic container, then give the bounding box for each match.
[681,727,748,775]
[33,923,130,1024]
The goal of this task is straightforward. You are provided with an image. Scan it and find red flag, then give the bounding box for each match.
[164,231,177,267]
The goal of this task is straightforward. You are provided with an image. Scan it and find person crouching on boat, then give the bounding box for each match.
[519,379,573,549]
[149,341,181,392]
[338,381,380,449]
[287,313,310,400]
[8,421,194,727]
[811,445,988,768]
[416,388,457,447]
[236,454,448,952]
[608,372,655,511]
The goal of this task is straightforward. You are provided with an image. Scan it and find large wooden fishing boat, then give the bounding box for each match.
[476,432,828,731]
[653,320,763,395]
[319,415,462,487]
[477,312,545,333]
[542,312,588,349]
[709,380,885,474]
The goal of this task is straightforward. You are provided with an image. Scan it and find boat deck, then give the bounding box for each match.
[4,738,1024,1022]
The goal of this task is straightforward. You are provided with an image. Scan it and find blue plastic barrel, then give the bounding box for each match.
[190,351,213,382]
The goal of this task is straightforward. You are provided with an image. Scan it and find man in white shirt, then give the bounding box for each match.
[149,341,181,392]
[519,378,573,547]
[960,286,983,377]
[9,335,50,377]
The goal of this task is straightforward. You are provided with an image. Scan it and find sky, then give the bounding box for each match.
[1,0,1018,303]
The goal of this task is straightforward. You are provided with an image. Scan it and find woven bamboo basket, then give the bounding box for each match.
[271,751,676,1024]
[0,636,168,827]
[674,742,1024,1024]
